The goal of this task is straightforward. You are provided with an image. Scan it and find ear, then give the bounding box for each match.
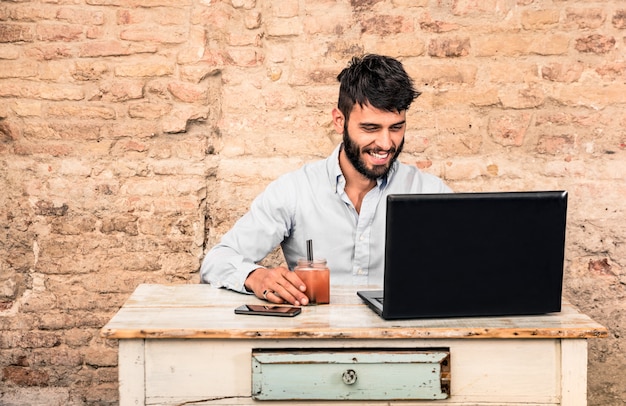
[331,108,345,134]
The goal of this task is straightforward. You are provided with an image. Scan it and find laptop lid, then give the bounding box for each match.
[364,191,568,320]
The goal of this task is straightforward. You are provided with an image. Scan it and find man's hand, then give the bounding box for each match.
[245,267,309,306]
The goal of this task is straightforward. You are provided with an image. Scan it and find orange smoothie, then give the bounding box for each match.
[294,267,330,304]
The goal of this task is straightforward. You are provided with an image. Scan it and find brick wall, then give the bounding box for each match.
[1,0,625,404]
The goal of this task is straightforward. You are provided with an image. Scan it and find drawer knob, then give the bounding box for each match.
[342,369,357,385]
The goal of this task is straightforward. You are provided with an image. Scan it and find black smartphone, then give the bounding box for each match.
[234,304,301,317]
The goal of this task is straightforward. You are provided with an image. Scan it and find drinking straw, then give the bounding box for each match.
[306,239,313,264]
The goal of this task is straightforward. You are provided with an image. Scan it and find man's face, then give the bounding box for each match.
[337,103,406,180]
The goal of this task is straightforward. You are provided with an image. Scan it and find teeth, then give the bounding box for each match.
[370,151,389,159]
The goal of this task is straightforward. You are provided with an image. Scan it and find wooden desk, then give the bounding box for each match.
[101,284,607,406]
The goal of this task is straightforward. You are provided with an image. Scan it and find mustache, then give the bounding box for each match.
[363,146,397,155]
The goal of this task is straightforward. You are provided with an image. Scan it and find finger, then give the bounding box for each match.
[262,289,284,304]
[275,277,308,306]
[284,271,306,292]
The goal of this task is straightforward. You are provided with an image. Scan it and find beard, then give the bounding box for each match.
[342,125,404,181]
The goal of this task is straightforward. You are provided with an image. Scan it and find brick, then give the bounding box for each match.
[539,111,604,127]
[149,134,209,160]
[11,100,42,117]
[419,18,461,33]
[78,40,157,58]
[179,64,221,83]
[56,8,105,25]
[0,44,20,59]
[49,218,96,239]
[36,23,83,42]
[498,85,545,109]
[99,80,144,102]
[613,9,626,29]
[435,130,481,156]
[177,45,208,65]
[428,37,471,58]
[86,25,101,41]
[117,8,141,25]
[34,347,84,367]
[541,62,584,83]
[536,134,576,155]
[271,0,299,17]
[1,4,53,22]
[162,105,209,133]
[442,159,486,181]
[488,112,532,147]
[122,179,169,197]
[0,61,37,78]
[360,15,413,35]
[47,104,116,120]
[19,331,62,349]
[521,9,560,29]
[364,34,424,57]
[120,26,187,44]
[128,101,172,119]
[22,122,102,141]
[227,47,263,67]
[168,81,208,103]
[114,61,174,77]
[595,62,626,80]
[232,0,257,9]
[488,62,538,83]
[475,33,569,56]
[565,8,606,29]
[429,88,499,108]
[2,366,50,387]
[0,24,35,43]
[0,387,70,405]
[40,60,76,82]
[555,83,626,108]
[265,17,303,37]
[406,63,478,86]
[117,6,189,26]
[575,34,616,54]
[325,39,366,60]
[393,0,428,7]
[190,4,234,30]
[27,44,74,61]
[303,9,351,36]
[244,10,262,29]
[229,30,262,47]
[452,0,511,16]
[87,0,191,5]
[83,346,117,367]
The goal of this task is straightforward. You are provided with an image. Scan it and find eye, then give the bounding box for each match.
[361,125,379,132]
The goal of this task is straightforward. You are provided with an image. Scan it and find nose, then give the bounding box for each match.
[376,129,394,150]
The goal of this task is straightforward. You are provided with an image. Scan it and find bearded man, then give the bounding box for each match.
[201,54,451,306]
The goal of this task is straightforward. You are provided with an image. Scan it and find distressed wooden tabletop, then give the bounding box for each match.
[101,284,608,340]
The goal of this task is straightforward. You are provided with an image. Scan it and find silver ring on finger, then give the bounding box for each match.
[262,289,271,300]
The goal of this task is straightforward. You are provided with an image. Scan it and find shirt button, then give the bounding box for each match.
[360,234,365,241]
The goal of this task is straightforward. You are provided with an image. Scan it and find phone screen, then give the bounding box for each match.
[234,304,301,317]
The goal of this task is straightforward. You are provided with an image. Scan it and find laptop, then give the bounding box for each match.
[358,191,568,320]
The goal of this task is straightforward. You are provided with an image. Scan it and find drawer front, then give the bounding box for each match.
[251,348,450,401]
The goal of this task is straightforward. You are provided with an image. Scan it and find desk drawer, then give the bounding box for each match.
[251,348,450,401]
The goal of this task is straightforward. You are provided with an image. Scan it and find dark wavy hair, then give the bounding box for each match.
[336,54,421,122]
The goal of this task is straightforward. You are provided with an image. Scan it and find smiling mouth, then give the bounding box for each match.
[369,150,389,159]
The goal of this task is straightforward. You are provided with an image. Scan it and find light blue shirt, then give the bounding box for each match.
[200,144,452,292]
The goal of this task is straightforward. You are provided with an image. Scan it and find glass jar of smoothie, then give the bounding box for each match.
[294,258,330,304]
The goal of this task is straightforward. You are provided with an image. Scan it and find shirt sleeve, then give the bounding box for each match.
[200,176,295,293]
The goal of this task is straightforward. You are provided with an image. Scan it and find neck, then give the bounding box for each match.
[338,146,377,213]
